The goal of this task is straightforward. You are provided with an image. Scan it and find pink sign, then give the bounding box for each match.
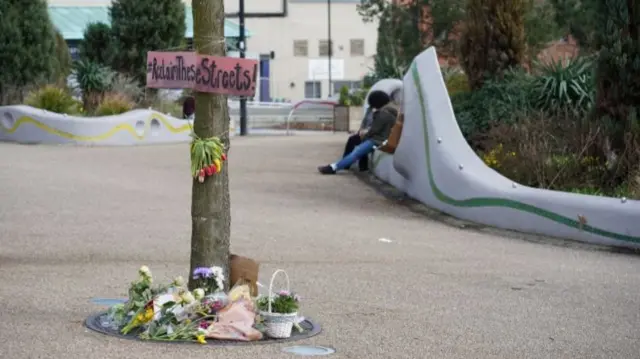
[146,51,258,97]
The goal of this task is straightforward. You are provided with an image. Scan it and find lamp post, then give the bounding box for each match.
[239,0,248,136]
[327,0,332,98]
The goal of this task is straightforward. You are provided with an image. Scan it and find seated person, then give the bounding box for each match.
[318,90,398,175]
[342,107,373,171]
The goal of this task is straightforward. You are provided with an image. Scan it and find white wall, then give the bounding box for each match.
[243,0,377,101]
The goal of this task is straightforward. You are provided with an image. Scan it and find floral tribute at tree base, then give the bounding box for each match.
[101,266,304,343]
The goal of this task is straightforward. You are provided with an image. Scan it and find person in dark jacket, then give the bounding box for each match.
[318,90,397,175]
[340,87,402,171]
[183,96,195,120]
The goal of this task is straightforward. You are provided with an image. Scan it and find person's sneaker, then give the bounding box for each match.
[317,165,336,175]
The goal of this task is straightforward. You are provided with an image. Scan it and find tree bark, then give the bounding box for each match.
[188,0,231,290]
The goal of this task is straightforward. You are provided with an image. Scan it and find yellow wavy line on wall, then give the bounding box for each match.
[0,113,192,142]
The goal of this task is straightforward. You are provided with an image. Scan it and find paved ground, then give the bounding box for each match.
[1,134,640,359]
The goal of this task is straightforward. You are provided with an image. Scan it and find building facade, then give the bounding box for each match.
[47,0,378,102]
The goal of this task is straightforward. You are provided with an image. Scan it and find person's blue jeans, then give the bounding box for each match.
[334,139,376,171]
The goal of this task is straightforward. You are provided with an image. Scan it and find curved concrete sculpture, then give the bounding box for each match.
[371,47,640,248]
[0,105,237,145]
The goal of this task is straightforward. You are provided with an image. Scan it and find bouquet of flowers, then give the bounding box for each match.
[102,266,304,343]
[192,266,225,294]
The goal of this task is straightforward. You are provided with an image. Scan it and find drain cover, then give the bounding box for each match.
[91,298,126,306]
[282,345,335,356]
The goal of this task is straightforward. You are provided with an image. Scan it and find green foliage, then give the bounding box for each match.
[452,68,534,139]
[459,0,527,90]
[366,0,465,80]
[95,93,134,116]
[79,22,115,66]
[532,56,595,113]
[523,0,563,59]
[442,68,470,97]
[74,59,114,112]
[358,0,464,50]
[74,60,114,94]
[256,292,300,314]
[548,0,598,52]
[337,86,366,107]
[0,0,59,103]
[52,30,72,85]
[338,86,351,106]
[373,6,412,80]
[25,85,81,114]
[110,0,186,83]
[110,73,143,103]
[350,89,366,106]
[591,0,640,180]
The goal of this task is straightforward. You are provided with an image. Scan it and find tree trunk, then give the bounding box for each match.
[188,0,231,290]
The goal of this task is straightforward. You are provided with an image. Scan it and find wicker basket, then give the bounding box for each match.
[259,269,298,339]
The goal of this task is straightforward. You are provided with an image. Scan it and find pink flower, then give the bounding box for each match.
[278,290,290,296]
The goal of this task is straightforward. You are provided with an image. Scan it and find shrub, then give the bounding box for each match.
[0,0,58,104]
[452,68,533,144]
[110,73,143,103]
[350,89,366,106]
[95,93,134,116]
[74,60,114,112]
[459,0,527,90]
[442,68,470,97]
[110,0,186,83]
[531,56,595,114]
[25,86,81,114]
[592,0,640,185]
[53,30,72,85]
[79,22,115,66]
[338,86,351,106]
[477,110,608,191]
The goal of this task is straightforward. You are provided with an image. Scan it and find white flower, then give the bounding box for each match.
[172,276,185,287]
[180,290,195,304]
[210,266,224,279]
[138,265,151,277]
[215,278,224,291]
[193,288,205,300]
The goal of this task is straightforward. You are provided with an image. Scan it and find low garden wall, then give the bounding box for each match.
[371,47,640,249]
[0,105,236,146]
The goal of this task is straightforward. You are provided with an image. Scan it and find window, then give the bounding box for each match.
[333,80,363,95]
[293,40,308,57]
[304,81,322,98]
[350,39,365,56]
[318,40,333,56]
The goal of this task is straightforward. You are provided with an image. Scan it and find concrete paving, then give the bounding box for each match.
[1,134,640,359]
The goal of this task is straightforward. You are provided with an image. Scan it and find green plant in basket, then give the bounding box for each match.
[257,291,300,314]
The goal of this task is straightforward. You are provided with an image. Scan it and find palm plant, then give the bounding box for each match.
[73,59,114,113]
[531,56,595,113]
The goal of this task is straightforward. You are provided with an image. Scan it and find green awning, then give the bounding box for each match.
[48,6,251,40]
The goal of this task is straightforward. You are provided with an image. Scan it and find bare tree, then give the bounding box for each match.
[188,0,231,290]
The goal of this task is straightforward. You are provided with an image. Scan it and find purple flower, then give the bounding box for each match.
[193,267,213,279]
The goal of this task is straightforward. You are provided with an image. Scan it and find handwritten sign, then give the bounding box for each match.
[146,51,258,97]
